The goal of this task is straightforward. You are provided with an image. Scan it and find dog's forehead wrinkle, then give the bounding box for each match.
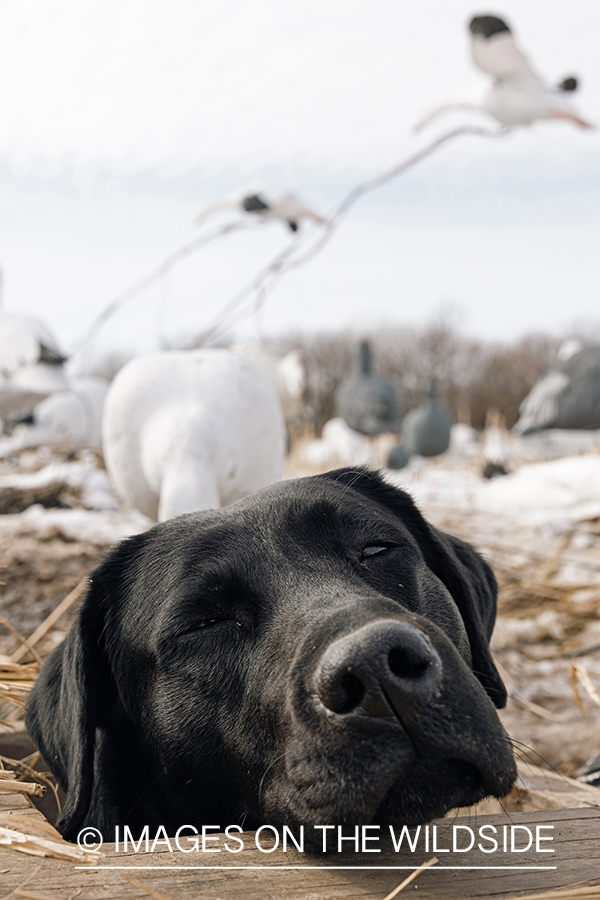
[275,499,412,563]
[230,470,391,525]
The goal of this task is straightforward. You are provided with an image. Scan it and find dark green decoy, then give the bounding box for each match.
[403,378,452,457]
[336,340,400,437]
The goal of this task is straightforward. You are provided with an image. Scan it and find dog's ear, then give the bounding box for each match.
[421,529,507,709]
[26,570,115,841]
[323,468,507,709]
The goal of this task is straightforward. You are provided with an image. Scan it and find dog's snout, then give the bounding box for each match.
[314,620,441,721]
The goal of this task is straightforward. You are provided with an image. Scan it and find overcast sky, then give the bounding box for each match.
[0,0,598,355]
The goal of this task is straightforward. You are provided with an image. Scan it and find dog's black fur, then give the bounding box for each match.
[27,468,516,842]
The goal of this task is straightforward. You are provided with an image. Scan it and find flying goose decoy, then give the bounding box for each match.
[195,183,326,232]
[417,14,592,130]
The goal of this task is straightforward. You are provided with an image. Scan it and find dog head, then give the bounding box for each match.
[27,468,515,841]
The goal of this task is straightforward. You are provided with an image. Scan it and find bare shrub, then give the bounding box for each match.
[273,322,567,440]
[464,334,562,428]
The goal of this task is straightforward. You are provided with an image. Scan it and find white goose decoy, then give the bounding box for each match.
[417,14,592,130]
[0,376,108,458]
[195,183,326,232]
[0,313,69,419]
[102,349,285,521]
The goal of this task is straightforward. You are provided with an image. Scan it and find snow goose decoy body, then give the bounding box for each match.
[417,13,592,130]
[0,313,69,420]
[196,183,326,232]
[336,340,399,436]
[514,344,600,435]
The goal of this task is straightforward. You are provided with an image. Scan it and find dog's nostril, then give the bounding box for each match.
[320,671,366,714]
[337,672,366,713]
[388,646,432,681]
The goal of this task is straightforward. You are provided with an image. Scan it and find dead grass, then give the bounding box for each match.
[381,857,438,899]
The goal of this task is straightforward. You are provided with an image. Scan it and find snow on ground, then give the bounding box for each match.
[389,452,600,529]
[0,457,118,510]
[0,503,151,546]
[479,455,600,522]
[0,451,152,542]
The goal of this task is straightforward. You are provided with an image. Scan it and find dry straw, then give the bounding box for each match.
[0,824,97,864]
[381,856,438,899]
[0,584,90,864]
[570,662,600,712]
[120,873,175,900]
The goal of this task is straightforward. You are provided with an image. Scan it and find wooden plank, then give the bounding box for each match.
[1,792,599,899]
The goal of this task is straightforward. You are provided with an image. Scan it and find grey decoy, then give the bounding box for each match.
[387,442,411,470]
[336,340,399,436]
[403,378,452,457]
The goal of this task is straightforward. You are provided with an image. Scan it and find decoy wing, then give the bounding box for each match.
[469,14,544,86]
[242,193,271,212]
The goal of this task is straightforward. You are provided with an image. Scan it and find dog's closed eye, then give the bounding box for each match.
[185,618,244,632]
[174,617,229,638]
[360,543,394,560]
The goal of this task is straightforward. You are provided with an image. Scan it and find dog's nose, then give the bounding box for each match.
[314,620,442,720]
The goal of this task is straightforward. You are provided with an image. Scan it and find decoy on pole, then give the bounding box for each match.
[482,408,509,479]
[195,183,326,232]
[416,14,592,131]
[402,378,452,457]
[514,344,600,434]
[336,340,399,436]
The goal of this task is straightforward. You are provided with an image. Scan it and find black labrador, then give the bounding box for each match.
[27,468,516,843]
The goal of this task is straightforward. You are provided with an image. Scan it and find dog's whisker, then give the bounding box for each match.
[257,751,288,820]
[493,792,517,826]
[509,737,557,763]
[508,738,576,789]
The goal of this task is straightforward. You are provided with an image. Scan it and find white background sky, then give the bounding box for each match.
[0,0,598,355]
